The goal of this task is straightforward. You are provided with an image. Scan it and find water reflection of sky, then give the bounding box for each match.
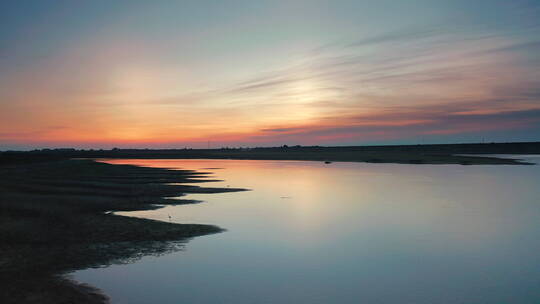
[75,158,540,304]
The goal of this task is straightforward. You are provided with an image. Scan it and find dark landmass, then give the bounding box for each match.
[0,159,245,304]
[3,141,539,165]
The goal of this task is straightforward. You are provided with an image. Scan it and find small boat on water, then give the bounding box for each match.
[324,161,332,164]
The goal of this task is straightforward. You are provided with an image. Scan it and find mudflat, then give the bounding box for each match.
[0,159,245,304]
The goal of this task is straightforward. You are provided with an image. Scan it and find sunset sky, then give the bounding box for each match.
[1,0,540,149]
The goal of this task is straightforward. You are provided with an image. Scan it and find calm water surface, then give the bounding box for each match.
[74,157,540,303]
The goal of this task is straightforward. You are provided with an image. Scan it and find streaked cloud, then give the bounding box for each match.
[1,0,539,149]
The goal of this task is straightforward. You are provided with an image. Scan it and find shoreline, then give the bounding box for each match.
[0,159,246,304]
[95,154,532,165]
[4,142,540,166]
[0,153,535,303]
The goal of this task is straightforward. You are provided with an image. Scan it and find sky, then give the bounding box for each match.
[1,0,540,149]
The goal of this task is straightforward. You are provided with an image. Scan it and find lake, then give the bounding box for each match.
[74,157,540,303]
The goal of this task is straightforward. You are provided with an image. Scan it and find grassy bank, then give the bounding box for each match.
[0,159,245,304]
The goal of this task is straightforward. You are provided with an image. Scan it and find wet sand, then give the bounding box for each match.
[0,159,245,304]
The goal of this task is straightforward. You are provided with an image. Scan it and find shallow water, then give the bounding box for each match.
[74,157,540,303]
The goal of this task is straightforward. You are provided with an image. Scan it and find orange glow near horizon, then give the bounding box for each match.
[2,2,540,149]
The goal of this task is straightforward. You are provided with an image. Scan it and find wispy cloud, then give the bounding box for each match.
[2,2,540,147]
[253,107,540,145]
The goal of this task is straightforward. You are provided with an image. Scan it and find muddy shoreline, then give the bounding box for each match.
[0,152,534,303]
[0,159,245,304]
